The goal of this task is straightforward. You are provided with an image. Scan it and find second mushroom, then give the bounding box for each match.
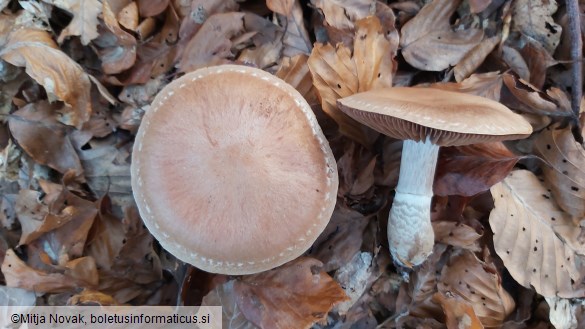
[338,87,532,267]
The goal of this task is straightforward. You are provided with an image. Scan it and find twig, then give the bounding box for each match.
[565,0,584,142]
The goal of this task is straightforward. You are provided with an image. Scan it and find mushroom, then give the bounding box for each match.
[131,65,338,275]
[337,87,532,267]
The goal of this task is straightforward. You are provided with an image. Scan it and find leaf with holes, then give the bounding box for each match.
[437,249,514,328]
[534,124,585,220]
[489,170,585,298]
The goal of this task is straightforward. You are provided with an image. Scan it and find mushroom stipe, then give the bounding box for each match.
[132,65,338,275]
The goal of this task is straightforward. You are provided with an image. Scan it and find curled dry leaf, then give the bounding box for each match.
[502,73,573,117]
[454,36,500,82]
[78,138,133,214]
[308,15,393,146]
[399,0,483,71]
[2,249,98,293]
[275,54,319,105]
[235,257,348,329]
[177,0,239,43]
[179,12,245,72]
[437,250,515,328]
[309,205,369,272]
[432,221,482,251]
[534,124,585,220]
[432,292,484,329]
[334,252,373,315]
[489,170,585,298]
[520,38,558,89]
[434,142,522,197]
[432,72,504,100]
[95,0,137,75]
[201,280,256,329]
[311,0,375,31]
[8,102,83,175]
[512,0,562,53]
[1,29,92,128]
[273,0,313,57]
[502,45,531,82]
[117,2,139,31]
[51,0,102,45]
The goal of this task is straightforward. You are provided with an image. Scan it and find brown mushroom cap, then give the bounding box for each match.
[337,87,533,146]
[131,65,338,275]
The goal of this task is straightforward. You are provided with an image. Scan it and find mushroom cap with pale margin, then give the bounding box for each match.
[337,87,533,146]
[131,65,338,275]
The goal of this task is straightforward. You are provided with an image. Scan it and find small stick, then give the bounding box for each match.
[566,0,583,139]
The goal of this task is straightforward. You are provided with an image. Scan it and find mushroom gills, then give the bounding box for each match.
[388,137,438,267]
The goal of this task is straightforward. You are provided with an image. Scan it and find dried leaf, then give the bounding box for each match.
[117,1,139,31]
[512,0,562,53]
[78,138,133,214]
[400,0,483,71]
[308,15,393,145]
[454,36,500,82]
[95,0,137,74]
[438,250,515,328]
[177,0,239,43]
[8,102,83,175]
[50,0,102,45]
[434,142,521,197]
[278,0,312,57]
[311,0,375,31]
[275,54,319,105]
[179,12,245,72]
[137,0,168,17]
[309,205,369,272]
[266,0,294,15]
[520,38,558,89]
[201,280,256,329]
[502,45,531,81]
[235,258,348,329]
[433,72,504,101]
[2,249,97,293]
[334,252,373,315]
[489,170,585,298]
[502,73,572,117]
[1,29,92,128]
[534,125,585,220]
[432,222,482,251]
[433,292,484,329]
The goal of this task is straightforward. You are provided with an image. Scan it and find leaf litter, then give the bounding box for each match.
[0,0,583,328]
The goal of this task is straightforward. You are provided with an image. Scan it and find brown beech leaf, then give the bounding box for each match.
[489,170,585,298]
[51,0,102,45]
[1,29,92,128]
[432,221,482,251]
[433,72,504,101]
[201,280,256,329]
[400,0,483,71]
[177,0,239,43]
[308,15,393,146]
[179,12,245,72]
[309,205,370,272]
[78,138,133,214]
[235,258,348,329]
[520,38,558,89]
[117,1,139,31]
[454,36,500,82]
[534,125,585,220]
[94,0,137,74]
[266,0,294,15]
[433,292,484,329]
[8,102,83,175]
[502,45,531,81]
[275,54,319,105]
[311,0,375,31]
[512,0,562,53]
[137,0,168,17]
[275,0,312,57]
[2,249,98,293]
[437,250,514,328]
[502,73,573,117]
[434,142,522,197]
